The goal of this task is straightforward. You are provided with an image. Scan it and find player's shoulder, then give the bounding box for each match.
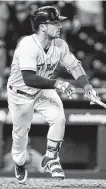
[19,35,34,44]
[53,38,68,48]
[17,34,35,49]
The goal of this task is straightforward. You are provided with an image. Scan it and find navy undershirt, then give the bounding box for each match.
[44,48,49,54]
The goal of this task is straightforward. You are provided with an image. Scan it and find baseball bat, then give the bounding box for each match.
[90,99,106,108]
[67,88,106,108]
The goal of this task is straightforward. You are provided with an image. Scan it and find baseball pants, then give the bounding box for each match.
[7,88,66,166]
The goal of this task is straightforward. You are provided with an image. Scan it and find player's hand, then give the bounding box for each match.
[84,84,100,104]
[54,80,76,99]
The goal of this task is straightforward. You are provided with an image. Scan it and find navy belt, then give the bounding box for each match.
[9,85,34,98]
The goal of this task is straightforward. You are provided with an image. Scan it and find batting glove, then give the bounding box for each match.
[84,84,100,104]
[54,80,76,99]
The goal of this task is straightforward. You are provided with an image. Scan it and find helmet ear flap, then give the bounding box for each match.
[30,16,35,32]
[30,15,39,33]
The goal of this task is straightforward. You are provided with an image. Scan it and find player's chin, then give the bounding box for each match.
[50,33,60,39]
[57,31,61,35]
[55,33,60,38]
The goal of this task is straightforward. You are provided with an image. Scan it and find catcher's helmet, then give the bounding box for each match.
[30,6,67,32]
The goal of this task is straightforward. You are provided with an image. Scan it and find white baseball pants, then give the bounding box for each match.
[7,88,66,166]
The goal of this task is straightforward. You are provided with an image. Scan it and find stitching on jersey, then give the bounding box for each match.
[43,40,54,78]
[32,35,45,78]
[49,40,55,78]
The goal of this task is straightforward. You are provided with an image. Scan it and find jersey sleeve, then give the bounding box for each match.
[60,40,80,70]
[18,37,37,71]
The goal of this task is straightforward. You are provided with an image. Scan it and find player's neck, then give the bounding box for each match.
[36,33,52,50]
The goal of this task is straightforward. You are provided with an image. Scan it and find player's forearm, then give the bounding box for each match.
[70,63,90,89]
[22,70,56,89]
[70,62,86,79]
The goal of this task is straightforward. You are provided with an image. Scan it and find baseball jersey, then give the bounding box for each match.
[7,34,79,95]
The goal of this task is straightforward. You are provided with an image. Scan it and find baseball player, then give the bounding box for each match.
[7,6,100,183]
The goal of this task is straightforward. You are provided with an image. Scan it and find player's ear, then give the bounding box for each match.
[40,24,46,32]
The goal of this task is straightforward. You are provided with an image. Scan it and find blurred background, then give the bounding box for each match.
[0,0,106,179]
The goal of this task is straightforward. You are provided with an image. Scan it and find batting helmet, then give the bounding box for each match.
[30,6,67,32]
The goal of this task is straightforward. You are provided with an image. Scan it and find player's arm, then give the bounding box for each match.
[22,70,75,98]
[21,70,56,89]
[60,40,100,103]
[69,62,100,102]
[70,61,89,88]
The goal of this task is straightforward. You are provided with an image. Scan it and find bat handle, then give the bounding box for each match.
[90,101,95,105]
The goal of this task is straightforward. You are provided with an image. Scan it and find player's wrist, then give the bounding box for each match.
[54,79,69,93]
[54,80,63,90]
[84,84,93,92]
[76,75,90,89]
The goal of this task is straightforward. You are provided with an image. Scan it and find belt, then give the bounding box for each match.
[9,85,34,98]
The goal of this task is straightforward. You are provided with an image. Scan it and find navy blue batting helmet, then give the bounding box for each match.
[30,6,67,32]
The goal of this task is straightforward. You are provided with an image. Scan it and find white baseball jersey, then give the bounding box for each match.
[7,34,79,96]
[7,34,78,165]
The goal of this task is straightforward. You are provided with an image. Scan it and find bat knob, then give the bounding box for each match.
[90,101,95,105]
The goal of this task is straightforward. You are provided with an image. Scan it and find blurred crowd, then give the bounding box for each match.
[0,0,106,100]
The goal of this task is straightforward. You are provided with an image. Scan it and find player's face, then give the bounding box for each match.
[45,21,62,38]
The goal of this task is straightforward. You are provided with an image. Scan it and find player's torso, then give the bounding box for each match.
[8,34,62,95]
[32,34,61,78]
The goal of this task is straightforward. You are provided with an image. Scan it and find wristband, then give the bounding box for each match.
[76,75,90,88]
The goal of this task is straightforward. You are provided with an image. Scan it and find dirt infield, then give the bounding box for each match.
[0,178,106,189]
